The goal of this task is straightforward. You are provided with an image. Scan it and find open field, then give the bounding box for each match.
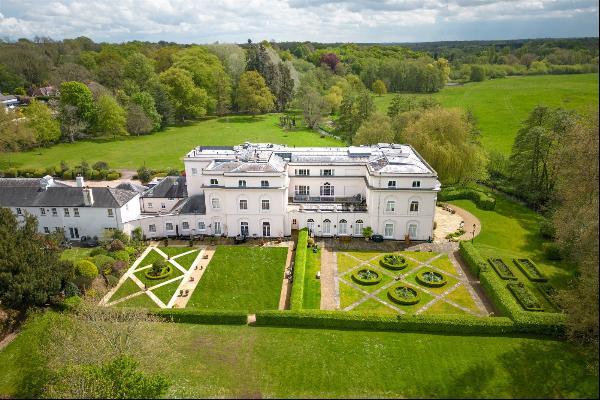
[186,246,288,312]
[1,312,597,398]
[374,74,599,154]
[0,114,343,171]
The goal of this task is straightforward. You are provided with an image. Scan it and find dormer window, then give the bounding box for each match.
[261,180,269,188]
[238,180,247,188]
[412,181,421,188]
[320,169,333,176]
[210,179,219,186]
[388,180,396,189]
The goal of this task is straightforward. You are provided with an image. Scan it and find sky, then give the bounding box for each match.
[0,0,598,44]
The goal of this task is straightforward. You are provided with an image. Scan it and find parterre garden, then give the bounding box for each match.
[336,250,484,316]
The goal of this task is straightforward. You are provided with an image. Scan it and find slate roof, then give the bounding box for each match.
[116,182,148,194]
[0,177,68,188]
[178,194,206,215]
[141,176,187,198]
[0,183,138,208]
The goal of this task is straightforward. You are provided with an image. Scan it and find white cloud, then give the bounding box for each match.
[0,0,597,42]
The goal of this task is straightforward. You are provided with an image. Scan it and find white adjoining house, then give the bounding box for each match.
[132,142,441,241]
[0,176,141,240]
[1,143,441,242]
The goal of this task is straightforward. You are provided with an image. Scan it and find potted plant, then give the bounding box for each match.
[362,226,373,241]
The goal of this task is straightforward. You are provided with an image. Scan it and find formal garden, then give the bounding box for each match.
[336,250,485,316]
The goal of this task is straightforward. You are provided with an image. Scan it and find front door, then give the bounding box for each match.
[240,222,249,236]
[262,222,271,237]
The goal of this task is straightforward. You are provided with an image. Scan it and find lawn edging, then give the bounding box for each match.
[153,309,248,325]
[459,241,566,336]
[290,228,308,310]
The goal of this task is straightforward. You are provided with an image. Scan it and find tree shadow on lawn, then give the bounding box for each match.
[437,340,599,398]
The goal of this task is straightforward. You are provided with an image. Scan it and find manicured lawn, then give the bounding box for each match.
[450,194,572,312]
[422,300,469,315]
[339,280,365,309]
[114,292,158,308]
[3,313,596,398]
[302,248,321,309]
[106,277,141,303]
[59,247,93,262]
[186,246,287,312]
[374,74,599,154]
[135,249,166,269]
[159,246,196,257]
[376,284,435,314]
[0,114,343,171]
[446,285,481,313]
[151,278,183,305]
[172,250,199,270]
[133,262,184,288]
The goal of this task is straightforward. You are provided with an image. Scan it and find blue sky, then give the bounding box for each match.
[0,0,598,43]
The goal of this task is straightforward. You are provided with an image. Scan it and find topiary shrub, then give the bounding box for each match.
[387,285,420,305]
[379,254,407,270]
[351,268,382,285]
[145,259,172,280]
[416,270,447,287]
[75,259,98,279]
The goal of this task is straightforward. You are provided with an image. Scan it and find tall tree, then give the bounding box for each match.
[336,89,375,140]
[552,110,599,355]
[59,81,95,142]
[372,79,387,96]
[94,94,127,138]
[23,100,61,146]
[159,68,210,121]
[353,113,394,145]
[299,86,328,129]
[236,71,275,115]
[0,209,72,309]
[130,92,161,131]
[123,53,156,91]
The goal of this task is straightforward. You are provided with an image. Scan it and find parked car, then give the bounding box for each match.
[370,234,384,243]
[80,235,99,247]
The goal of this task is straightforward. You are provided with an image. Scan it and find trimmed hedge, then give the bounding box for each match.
[290,228,308,310]
[254,310,516,335]
[487,258,518,280]
[438,187,496,210]
[513,258,548,282]
[144,264,173,280]
[387,285,421,305]
[536,282,562,311]
[352,269,383,285]
[459,241,488,277]
[416,270,447,288]
[379,254,408,270]
[153,309,248,325]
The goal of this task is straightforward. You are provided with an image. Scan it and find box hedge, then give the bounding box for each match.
[438,187,496,210]
[254,310,515,335]
[290,228,308,310]
[459,241,488,277]
[153,309,248,325]
[512,258,547,282]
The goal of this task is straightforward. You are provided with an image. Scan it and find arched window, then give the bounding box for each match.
[338,219,347,235]
[323,219,331,235]
[307,218,315,233]
[354,219,364,236]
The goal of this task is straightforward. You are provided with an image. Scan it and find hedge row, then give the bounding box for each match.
[254,310,516,335]
[1,167,121,181]
[460,242,565,336]
[153,309,248,325]
[438,187,496,210]
[290,228,308,310]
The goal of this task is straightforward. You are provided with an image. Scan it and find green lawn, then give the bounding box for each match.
[59,247,93,262]
[114,292,158,308]
[133,263,184,288]
[302,248,321,309]
[374,74,599,154]
[0,114,343,171]
[173,250,199,270]
[1,313,597,398]
[159,246,196,257]
[106,277,141,303]
[186,246,288,312]
[151,278,183,305]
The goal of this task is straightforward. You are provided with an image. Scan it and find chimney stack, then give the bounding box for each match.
[76,175,84,187]
[83,187,94,206]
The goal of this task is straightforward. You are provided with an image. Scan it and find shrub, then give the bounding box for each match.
[543,242,563,260]
[254,310,517,335]
[89,169,100,180]
[4,167,18,178]
[416,270,447,287]
[93,254,115,270]
[512,258,547,282]
[290,228,308,310]
[125,246,137,256]
[106,172,120,180]
[62,169,75,179]
[153,309,248,324]
[362,226,373,238]
[92,161,110,171]
[438,187,496,210]
[487,258,517,280]
[108,239,125,252]
[63,281,80,297]
[379,254,407,270]
[106,274,119,288]
[137,165,153,184]
[112,260,128,277]
[507,282,544,311]
[307,237,315,247]
[536,282,562,310]
[74,259,98,279]
[112,250,130,263]
[351,269,383,285]
[146,259,171,279]
[89,247,108,257]
[387,285,421,305]
[539,219,556,239]
[33,168,46,177]
[62,295,82,311]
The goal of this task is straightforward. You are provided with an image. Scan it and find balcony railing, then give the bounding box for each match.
[290,194,363,203]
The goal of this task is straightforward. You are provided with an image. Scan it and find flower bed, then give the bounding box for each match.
[379,254,408,270]
[351,269,383,285]
[416,270,447,288]
[507,282,544,312]
[487,258,517,280]
[513,258,547,282]
[387,285,421,305]
[144,264,174,280]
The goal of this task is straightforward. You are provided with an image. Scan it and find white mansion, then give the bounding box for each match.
[1,143,441,241]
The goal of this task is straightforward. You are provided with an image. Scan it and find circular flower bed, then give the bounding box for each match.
[379,254,408,270]
[416,270,447,287]
[144,264,174,280]
[387,285,420,305]
[351,268,382,285]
